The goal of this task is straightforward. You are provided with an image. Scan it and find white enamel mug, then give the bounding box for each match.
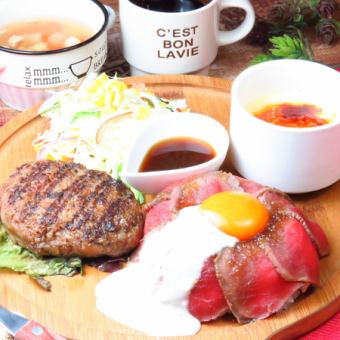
[119,0,255,75]
[0,0,115,110]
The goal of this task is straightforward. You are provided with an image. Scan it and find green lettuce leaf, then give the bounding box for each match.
[71,110,102,123]
[116,163,145,204]
[0,223,82,290]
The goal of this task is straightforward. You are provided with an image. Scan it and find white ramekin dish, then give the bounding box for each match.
[230,59,340,193]
[121,112,229,194]
[0,0,115,111]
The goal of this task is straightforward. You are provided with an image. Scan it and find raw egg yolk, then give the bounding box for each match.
[200,192,270,241]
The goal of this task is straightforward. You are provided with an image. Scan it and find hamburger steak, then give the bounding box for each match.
[0,160,144,257]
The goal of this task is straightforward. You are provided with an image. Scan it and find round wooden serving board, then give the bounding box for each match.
[0,75,339,340]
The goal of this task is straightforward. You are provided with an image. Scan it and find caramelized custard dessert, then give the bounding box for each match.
[253,102,331,128]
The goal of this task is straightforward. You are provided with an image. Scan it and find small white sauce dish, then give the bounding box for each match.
[230,59,340,193]
[121,112,229,194]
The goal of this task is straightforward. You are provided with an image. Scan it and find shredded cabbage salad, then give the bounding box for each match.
[33,73,189,202]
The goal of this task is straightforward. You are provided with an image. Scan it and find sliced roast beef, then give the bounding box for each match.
[144,200,175,235]
[215,242,305,323]
[261,217,320,284]
[305,217,330,257]
[144,172,242,213]
[188,256,229,322]
[238,180,330,258]
[144,171,330,323]
[287,207,330,257]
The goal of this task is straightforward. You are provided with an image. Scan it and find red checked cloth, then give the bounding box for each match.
[300,312,340,339]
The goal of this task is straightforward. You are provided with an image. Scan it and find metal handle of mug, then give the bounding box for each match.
[217,0,255,46]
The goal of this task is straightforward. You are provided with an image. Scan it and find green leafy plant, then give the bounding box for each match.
[250,33,314,65]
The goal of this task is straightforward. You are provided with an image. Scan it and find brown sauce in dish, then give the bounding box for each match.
[253,103,330,128]
[139,137,216,172]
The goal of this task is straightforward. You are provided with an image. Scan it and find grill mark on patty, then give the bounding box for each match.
[66,176,113,231]
[84,180,118,237]
[79,183,125,241]
[18,162,78,222]
[82,179,120,237]
[98,197,126,233]
[44,162,85,199]
[38,173,89,228]
[8,161,51,205]
[97,179,120,230]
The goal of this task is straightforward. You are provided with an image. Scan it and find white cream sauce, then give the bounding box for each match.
[95,205,237,337]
